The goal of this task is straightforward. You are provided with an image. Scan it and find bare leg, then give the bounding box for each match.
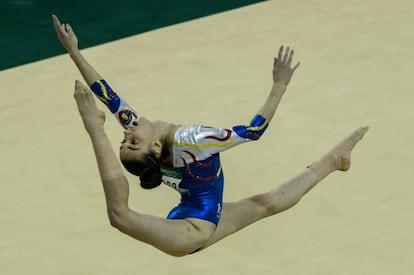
[74,81,216,257]
[101,177,216,257]
[201,127,369,249]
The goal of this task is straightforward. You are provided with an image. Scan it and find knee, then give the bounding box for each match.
[107,205,130,231]
[247,193,276,217]
[174,220,215,256]
[191,228,212,248]
[158,228,211,257]
[165,249,195,257]
[249,192,298,217]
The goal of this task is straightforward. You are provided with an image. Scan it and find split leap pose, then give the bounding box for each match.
[53,15,368,257]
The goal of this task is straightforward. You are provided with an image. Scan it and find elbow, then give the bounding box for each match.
[246,132,263,141]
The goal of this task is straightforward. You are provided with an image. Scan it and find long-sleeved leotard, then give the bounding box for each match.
[90,79,139,128]
[89,79,269,225]
[163,115,268,225]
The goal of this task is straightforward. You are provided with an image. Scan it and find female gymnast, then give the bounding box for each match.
[53,15,368,257]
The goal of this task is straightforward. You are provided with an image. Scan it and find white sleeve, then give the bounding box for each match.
[172,125,250,165]
[173,115,268,166]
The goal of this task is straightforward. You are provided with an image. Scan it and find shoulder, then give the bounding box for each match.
[175,125,233,144]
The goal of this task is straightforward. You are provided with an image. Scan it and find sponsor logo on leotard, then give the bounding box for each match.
[118,108,138,127]
[216,203,222,218]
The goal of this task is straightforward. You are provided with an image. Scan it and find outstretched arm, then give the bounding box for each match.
[183,47,300,155]
[53,15,140,128]
[53,15,102,86]
[257,45,300,123]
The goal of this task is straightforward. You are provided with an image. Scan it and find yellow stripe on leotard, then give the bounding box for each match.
[96,80,110,100]
[216,165,222,177]
[247,119,268,132]
[174,139,235,149]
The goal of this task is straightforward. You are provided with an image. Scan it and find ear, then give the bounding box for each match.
[151,140,163,157]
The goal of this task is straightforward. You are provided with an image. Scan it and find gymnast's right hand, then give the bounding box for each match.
[74,80,106,134]
[52,14,79,54]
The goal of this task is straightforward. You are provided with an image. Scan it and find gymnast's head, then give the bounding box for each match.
[119,118,163,189]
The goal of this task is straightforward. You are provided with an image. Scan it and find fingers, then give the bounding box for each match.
[52,14,60,27]
[292,61,300,72]
[277,45,283,63]
[287,49,293,66]
[282,46,290,63]
[52,15,63,35]
[275,45,299,69]
[52,14,71,38]
[66,23,75,37]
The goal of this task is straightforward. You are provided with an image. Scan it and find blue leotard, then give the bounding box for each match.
[90,79,268,225]
[163,116,268,225]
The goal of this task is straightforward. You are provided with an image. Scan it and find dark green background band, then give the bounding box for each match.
[1,0,266,71]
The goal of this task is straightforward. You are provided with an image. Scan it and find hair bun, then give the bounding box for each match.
[139,168,162,189]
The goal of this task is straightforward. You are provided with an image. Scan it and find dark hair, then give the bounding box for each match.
[121,151,163,189]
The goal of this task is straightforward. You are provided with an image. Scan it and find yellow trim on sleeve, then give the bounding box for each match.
[97,80,110,100]
[247,120,268,131]
[174,139,234,149]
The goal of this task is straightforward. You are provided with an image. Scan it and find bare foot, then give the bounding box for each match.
[332,126,369,171]
[73,80,106,132]
[309,126,369,181]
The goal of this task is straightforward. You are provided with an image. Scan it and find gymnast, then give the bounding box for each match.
[53,15,368,257]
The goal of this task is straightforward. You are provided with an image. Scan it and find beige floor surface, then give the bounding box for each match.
[1,1,413,274]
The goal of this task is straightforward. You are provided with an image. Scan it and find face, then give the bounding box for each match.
[119,118,158,162]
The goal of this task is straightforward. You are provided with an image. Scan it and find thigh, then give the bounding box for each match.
[116,209,216,256]
[201,192,270,249]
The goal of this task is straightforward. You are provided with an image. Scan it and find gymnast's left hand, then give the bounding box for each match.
[73,80,106,134]
[273,45,300,85]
